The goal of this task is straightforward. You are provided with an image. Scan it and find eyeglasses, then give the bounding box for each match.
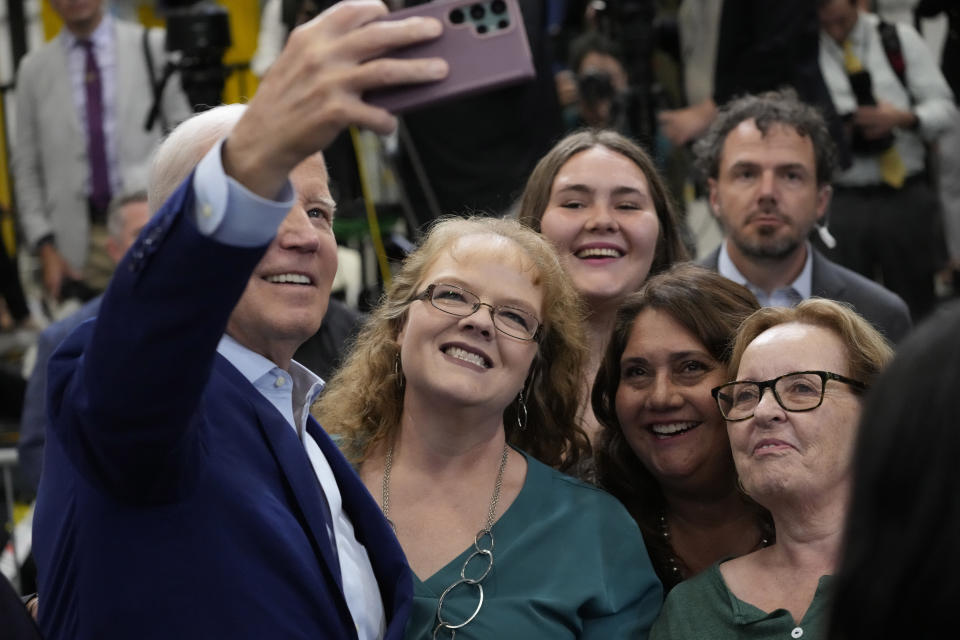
[413,283,542,341]
[711,370,867,422]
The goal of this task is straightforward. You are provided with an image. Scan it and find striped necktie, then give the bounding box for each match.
[79,39,111,213]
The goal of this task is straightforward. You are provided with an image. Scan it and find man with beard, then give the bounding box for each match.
[696,90,911,343]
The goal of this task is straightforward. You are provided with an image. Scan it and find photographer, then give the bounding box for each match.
[816,0,957,320]
[564,32,630,133]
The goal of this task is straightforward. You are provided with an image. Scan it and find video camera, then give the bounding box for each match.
[145,0,232,129]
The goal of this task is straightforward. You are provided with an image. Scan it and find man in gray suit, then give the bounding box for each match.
[694,89,912,343]
[12,0,191,300]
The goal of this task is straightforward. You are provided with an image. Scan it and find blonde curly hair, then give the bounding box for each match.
[313,216,591,472]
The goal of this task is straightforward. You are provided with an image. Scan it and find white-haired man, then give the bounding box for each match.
[32,3,447,638]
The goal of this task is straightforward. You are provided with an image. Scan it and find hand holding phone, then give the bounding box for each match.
[365,0,536,113]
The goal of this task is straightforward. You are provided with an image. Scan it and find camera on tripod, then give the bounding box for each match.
[145,0,232,130]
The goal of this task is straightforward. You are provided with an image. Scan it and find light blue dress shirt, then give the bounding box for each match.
[717,240,811,308]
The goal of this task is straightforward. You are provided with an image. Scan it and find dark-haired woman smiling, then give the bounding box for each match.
[593,264,771,592]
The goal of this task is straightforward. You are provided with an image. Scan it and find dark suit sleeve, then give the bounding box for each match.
[878,299,913,345]
[46,175,268,501]
[0,576,42,640]
[713,0,821,104]
[19,329,57,494]
[915,0,948,16]
[20,301,101,494]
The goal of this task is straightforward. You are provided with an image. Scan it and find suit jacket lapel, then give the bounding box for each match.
[699,247,721,270]
[215,357,345,594]
[810,248,845,299]
[114,21,140,145]
[306,419,413,639]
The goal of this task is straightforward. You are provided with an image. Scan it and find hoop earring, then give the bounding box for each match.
[394,353,405,392]
[516,387,528,432]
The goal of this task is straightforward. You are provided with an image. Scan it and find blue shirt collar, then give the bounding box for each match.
[217,334,325,433]
[717,240,813,307]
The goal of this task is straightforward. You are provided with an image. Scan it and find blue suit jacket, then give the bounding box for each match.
[19,295,103,493]
[33,175,412,639]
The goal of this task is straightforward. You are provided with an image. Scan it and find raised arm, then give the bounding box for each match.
[46,0,447,500]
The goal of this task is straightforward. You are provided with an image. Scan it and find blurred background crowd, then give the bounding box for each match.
[0,0,957,612]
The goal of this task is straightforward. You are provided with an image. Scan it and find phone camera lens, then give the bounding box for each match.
[470,3,485,19]
[491,0,507,14]
[498,19,509,29]
[477,23,488,34]
[449,8,465,23]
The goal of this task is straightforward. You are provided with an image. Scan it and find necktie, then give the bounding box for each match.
[842,40,906,188]
[79,40,111,212]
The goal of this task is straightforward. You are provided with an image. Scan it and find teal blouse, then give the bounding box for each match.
[405,451,663,639]
[650,563,833,640]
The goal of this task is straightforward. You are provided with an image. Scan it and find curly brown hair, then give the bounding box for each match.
[693,89,838,187]
[313,216,591,472]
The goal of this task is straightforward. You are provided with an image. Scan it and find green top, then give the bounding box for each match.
[406,450,663,639]
[650,563,833,640]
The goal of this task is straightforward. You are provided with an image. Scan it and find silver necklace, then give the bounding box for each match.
[382,441,509,639]
[658,511,771,581]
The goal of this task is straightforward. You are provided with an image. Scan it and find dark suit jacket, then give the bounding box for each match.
[22,297,362,496]
[295,298,364,383]
[0,576,42,640]
[712,0,850,166]
[33,175,411,639]
[19,296,103,494]
[700,246,912,344]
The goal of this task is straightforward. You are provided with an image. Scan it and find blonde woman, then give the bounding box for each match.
[315,217,662,639]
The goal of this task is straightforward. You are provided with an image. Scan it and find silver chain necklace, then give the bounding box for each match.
[658,511,771,581]
[382,441,509,639]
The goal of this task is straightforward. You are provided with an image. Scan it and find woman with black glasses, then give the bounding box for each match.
[651,299,893,640]
[314,216,662,639]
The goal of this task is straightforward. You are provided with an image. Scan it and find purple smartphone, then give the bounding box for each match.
[365,0,536,113]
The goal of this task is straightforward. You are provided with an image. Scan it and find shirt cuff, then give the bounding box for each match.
[192,138,296,247]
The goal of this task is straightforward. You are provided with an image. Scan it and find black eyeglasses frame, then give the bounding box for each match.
[710,370,867,422]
